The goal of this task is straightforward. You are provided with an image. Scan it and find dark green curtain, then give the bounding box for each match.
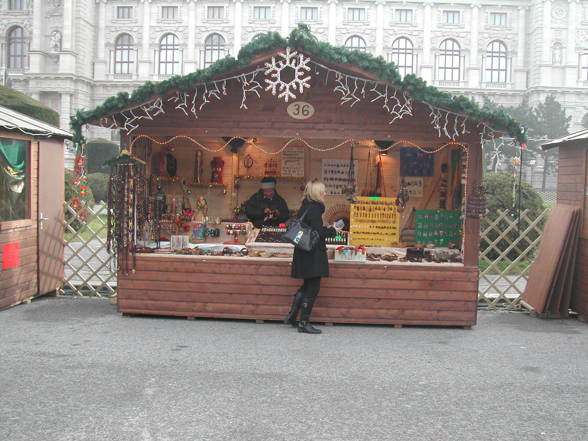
[0,138,28,221]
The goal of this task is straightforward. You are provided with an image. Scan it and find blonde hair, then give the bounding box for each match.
[303,180,326,204]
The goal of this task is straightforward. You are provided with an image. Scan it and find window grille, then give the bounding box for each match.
[117,6,133,19]
[395,9,412,23]
[159,34,181,75]
[162,6,178,20]
[442,10,460,25]
[207,6,224,20]
[484,40,508,83]
[390,37,414,77]
[300,7,318,21]
[114,33,135,75]
[204,33,226,67]
[7,26,28,69]
[253,6,271,20]
[8,0,24,11]
[348,8,366,22]
[489,12,507,26]
[438,38,461,81]
[344,35,367,52]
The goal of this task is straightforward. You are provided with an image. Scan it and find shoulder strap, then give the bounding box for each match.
[298,208,311,222]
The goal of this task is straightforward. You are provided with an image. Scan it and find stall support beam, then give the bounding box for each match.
[463,143,482,267]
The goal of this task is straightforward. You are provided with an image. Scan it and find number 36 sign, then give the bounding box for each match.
[287,101,315,120]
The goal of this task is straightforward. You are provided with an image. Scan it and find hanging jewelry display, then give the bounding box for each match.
[105,150,147,274]
[210,156,224,184]
[193,150,203,184]
[344,143,357,202]
[466,185,487,219]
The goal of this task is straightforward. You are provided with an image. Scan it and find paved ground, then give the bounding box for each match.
[1,297,587,441]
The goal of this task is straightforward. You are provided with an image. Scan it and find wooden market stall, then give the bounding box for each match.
[0,104,71,309]
[74,28,525,328]
[542,130,588,317]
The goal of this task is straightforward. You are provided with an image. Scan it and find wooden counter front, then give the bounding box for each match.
[117,254,478,327]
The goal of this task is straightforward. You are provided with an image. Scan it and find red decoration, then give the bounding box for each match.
[2,242,20,270]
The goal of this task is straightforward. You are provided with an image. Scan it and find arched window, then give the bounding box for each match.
[390,37,414,77]
[582,113,588,129]
[204,33,226,67]
[437,38,461,81]
[581,40,588,81]
[7,26,28,69]
[484,40,507,83]
[344,35,367,52]
[114,33,135,75]
[159,33,181,75]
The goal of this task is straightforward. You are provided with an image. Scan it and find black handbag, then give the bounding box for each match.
[282,209,320,252]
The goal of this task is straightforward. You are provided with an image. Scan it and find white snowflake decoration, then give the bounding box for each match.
[264,48,311,102]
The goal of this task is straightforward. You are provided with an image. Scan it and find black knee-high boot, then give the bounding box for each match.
[284,290,304,326]
[298,297,321,334]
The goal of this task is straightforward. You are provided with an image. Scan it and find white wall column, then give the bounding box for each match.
[468,5,480,87]
[60,93,72,131]
[514,7,527,89]
[234,0,243,56]
[281,0,290,38]
[139,0,151,78]
[328,0,337,45]
[186,0,197,73]
[541,0,553,85]
[28,0,44,73]
[421,3,432,82]
[59,0,76,73]
[375,1,384,56]
[94,0,107,79]
[566,0,579,85]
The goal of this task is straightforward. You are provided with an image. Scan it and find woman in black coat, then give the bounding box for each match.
[285,180,340,334]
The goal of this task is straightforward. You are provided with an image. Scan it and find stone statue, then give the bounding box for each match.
[50,30,62,52]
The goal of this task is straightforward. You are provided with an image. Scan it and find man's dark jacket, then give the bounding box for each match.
[245,190,289,228]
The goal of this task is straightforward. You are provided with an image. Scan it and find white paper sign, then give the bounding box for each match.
[402,177,423,198]
[281,147,305,177]
[322,159,358,195]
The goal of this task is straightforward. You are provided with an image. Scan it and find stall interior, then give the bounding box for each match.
[128,136,466,264]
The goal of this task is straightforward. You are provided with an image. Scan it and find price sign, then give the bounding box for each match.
[287,101,314,120]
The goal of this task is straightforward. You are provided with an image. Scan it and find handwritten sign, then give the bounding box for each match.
[281,147,305,177]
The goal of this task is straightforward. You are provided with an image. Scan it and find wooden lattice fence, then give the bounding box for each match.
[478,208,550,310]
[58,204,550,308]
[58,203,115,297]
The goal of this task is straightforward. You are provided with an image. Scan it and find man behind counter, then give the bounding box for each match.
[245,177,290,228]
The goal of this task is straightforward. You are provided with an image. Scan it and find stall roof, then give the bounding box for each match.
[71,25,525,145]
[0,104,72,139]
[542,129,588,150]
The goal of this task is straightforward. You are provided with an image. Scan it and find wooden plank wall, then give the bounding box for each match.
[556,143,588,316]
[118,255,478,327]
[0,138,38,309]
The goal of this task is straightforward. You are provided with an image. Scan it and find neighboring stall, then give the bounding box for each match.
[0,104,71,309]
[542,130,588,317]
[71,27,525,328]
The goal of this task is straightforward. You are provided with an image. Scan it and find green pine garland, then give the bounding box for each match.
[70,24,526,148]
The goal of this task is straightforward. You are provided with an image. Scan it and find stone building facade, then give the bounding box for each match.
[1,0,588,138]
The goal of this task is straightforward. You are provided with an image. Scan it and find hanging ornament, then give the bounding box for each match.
[264,47,311,102]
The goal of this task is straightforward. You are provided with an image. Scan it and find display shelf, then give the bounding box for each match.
[189,182,227,188]
[234,175,306,181]
[154,175,181,183]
